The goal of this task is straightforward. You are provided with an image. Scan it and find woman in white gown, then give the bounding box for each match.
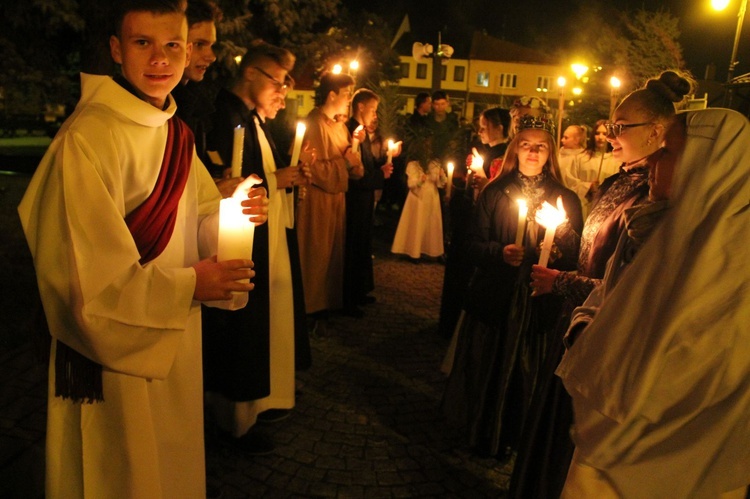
[391,137,447,259]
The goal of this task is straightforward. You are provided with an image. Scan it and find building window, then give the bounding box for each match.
[454,66,465,82]
[400,62,410,79]
[416,63,428,79]
[499,73,518,89]
[441,65,447,81]
[476,71,490,87]
[536,76,551,91]
[296,95,304,108]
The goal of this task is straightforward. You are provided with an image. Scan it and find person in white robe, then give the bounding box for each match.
[17,5,267,497]
[557,108,750,498]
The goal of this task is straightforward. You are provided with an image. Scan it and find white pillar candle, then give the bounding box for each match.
[386,139,395,164]
[217,197,255,307]
[290,121,306,166]
[351,125,364,154]
[446,162,454,198]
[515,199,528,246]
[231,125,245,178]
[535,197,567,268]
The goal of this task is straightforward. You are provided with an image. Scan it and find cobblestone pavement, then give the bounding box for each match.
[0,182,512,497]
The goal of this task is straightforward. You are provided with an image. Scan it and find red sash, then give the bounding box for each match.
[125,117,194,264]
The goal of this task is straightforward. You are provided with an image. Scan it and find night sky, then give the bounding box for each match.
[342,0,750,83]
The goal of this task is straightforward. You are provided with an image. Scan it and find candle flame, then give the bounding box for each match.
[517,198,527,211]
[447,162,454,174]
[295,121,306,136]
[535,196,566,229]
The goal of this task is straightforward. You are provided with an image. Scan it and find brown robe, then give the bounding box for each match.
[297,107,351,313]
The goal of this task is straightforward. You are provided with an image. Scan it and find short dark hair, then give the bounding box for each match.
[113,0,185,37]
[415,92,431,108]
[351,88,379,111]
[186,0,220,27]
[315,72,355,107]
[431,90,448,102]
[481,107,511,139]
[237,40,295,78]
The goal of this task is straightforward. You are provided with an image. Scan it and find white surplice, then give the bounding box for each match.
[18,74,221,499]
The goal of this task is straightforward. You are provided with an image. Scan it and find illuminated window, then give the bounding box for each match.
[476,71,490,87]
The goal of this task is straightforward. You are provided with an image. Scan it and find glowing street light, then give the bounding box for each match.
[712,0,748,106]
[571,63,589,80]
[332,64,343,74]
[610,76,622,118]
[349,60,360,72]
[556,76,567,145]
[572,87,583,96]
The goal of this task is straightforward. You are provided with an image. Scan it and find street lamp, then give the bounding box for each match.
[713,0,748,106]
[571,63,589,80]
[610,76,622,118]
[557,76,566,145]
[332,64,343,75]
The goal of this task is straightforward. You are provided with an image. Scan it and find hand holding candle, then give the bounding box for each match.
[515,199,528,246]
[351,125,364,154]
[535,196,567,268]
[289,121,306,167]
[470,147,486,178]
[231,125,245,178]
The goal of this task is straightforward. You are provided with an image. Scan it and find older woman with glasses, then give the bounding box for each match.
[508,69,696,498]
[441,115,583,460]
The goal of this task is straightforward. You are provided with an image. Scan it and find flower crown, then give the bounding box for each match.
[517,114,556,136]
[512,96,550,114]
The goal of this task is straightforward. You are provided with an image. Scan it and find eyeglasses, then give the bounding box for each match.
[253,66,288,92]
[604,122,653,137]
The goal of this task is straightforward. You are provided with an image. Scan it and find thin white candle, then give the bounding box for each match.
[515,199,528,246]
[231,125,245,178]
[290,121,306,166]
[217,196,255,308]
[351,125,364,154]
[446,162,454,198]
[386,139,395,164]
[535,197,567,268]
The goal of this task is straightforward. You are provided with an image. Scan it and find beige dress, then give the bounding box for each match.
[297,107,351,313]
[391,160,446,258]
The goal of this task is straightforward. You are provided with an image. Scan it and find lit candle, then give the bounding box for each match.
[231,125,245,178]
[470,147,485,177]
[446,162,454,198]
[351,125,364,154]
[386,139,395,164]
[217,196,255,308]
[515,199,528,246]
[535,196,567,268]
[290,121,306,166]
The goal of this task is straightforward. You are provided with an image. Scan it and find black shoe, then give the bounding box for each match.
[341,306,365,318]
[257,408,292,424]
[358,295,377,305]
[227,429,275,455]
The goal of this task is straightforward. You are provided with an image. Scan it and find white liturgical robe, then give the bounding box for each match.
[18,73,221,499]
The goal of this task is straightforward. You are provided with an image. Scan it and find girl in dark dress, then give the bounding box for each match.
[509,69,697,498]
[441,115,583,458]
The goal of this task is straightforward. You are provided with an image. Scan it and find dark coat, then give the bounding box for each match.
[202,88,310,402]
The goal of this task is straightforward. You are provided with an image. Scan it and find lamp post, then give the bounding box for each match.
[713,0,748,106]
[610,76,621,118]
[556,76,566,145]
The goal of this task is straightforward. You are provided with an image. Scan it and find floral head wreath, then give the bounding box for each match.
[517,114,556,137]
[512,96,550,115]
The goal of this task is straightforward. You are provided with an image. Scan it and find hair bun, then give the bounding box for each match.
[646,70,696,103]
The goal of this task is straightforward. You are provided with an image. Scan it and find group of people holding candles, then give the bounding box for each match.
[14,0,750,493]
[440,69,750,498]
